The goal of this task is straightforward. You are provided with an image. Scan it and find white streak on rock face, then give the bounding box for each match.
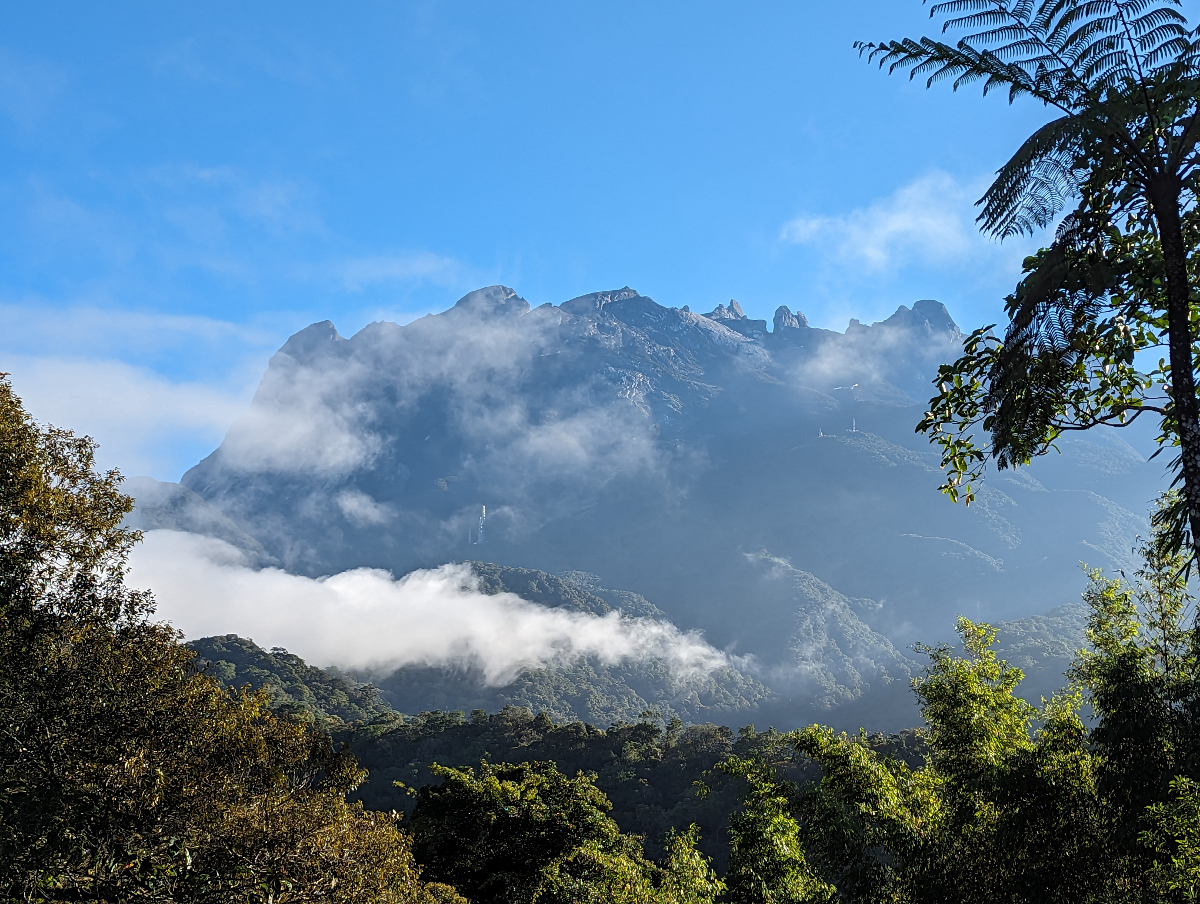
[130,529,729,685]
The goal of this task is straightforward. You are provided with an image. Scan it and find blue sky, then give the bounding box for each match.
[0,1,1082,478]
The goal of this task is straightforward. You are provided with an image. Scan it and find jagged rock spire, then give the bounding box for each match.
[773,305,808,332]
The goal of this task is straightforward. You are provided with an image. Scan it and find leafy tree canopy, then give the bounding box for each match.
[408,759,723,904]
[726,511,1200,902]
[0,376,453,903]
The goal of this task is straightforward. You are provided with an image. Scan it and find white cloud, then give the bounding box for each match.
[130,529,730,685]
[338,251,463,290]
[0,301,279,360]
[780,172,995,272]
[3,355,249,477]
[215,352,384,476]
[336,489,394,526]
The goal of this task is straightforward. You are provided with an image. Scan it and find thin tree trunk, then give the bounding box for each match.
[1151,178,1200,561]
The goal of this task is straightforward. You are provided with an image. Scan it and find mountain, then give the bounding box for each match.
[134,285,1162,726]
[124,476,274,566]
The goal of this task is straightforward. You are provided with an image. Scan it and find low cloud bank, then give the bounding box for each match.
[129,529,728,685]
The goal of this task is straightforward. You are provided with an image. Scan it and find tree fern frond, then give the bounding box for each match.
[945,12,1025,34]
[1147,36,1200,72]
[1135,25,1192,62]
[1071,35,1125,76]
[930,1,1008,18]
[985,36,1066,62]
[860,37,1042,100]
[864,2,1194,114]
[1081,50,1138,87]
[1060,17,1124,59]
[967,24,1045,48]
[1126,7,1188,37]
[1118,0,1180,15]
[1032,1,1076,39]
[1046,7,1108,53]
[1140,27,1192,56]
[979,114,1086,237]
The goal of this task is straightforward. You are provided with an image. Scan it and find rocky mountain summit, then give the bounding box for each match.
[135,285,1163,727]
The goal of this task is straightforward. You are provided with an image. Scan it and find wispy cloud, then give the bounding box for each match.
[131,530,730,685]
[0,48,67,131]
[337,251,463,291]
[148,164,327,237]
[0,301,280,360]
[780,172,1002,273]
[4,355,250,478]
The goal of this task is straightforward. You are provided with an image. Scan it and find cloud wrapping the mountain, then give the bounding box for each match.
[210,302,668,501]
[789,314,963,400]
[129,529,729,684]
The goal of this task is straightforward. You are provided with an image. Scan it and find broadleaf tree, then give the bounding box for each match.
[0,374,452,903]
[858,1,1200,561]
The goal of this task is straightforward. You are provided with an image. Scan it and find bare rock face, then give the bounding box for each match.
[704,300,746,321]
[450,285,532,318]
[703,299,767,339]
[773,305,808,331]
[879,299,963,341]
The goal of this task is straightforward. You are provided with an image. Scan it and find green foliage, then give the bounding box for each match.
[767,621,1107,903]
[913,619,1036,782]
[658,826,728,904]
[791,725,942,902]
[916,222,1174,504]
[190,633,395,726]
[0,376,451,903]
[340,706,829,871]
[409,759,722,904]
[718,756,834,904]
[1143,776,1200,901]
[536,826,723,904]
[720,516,1200,903]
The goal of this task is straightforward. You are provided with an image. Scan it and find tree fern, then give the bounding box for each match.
[859,1,1200,236]
[875,1,1200,563]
